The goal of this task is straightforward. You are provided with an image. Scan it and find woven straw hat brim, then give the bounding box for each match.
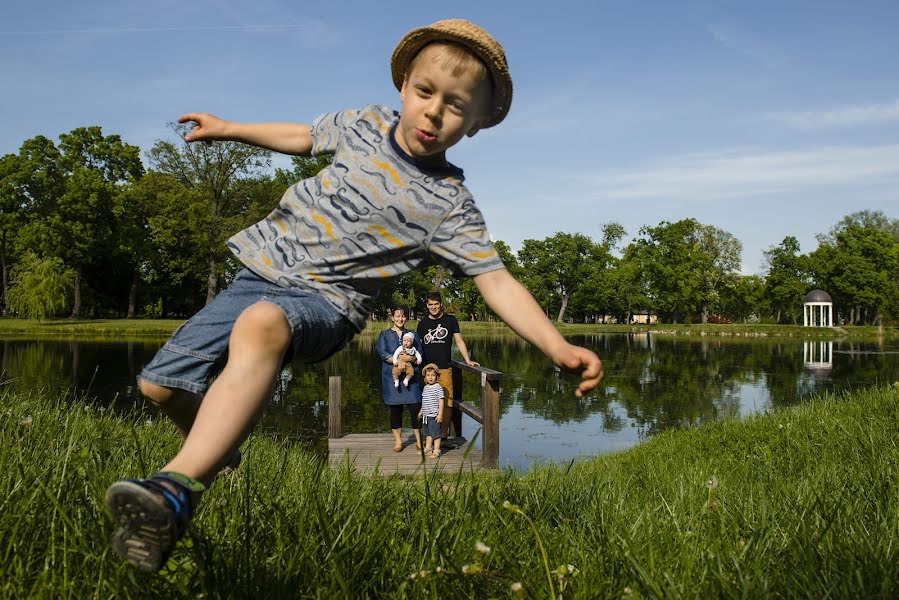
[391,19,512,128]
[421,363,441,376]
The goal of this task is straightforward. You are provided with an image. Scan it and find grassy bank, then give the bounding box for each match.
[1,317,895,340]
[2,384,898,597]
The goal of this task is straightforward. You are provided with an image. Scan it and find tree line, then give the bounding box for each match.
[2,126,897,325]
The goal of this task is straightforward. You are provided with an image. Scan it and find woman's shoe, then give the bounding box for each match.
[392,444,403,452]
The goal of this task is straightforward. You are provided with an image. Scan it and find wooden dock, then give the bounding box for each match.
[328,433,484,475]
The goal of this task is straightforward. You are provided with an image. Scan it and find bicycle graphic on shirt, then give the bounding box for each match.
[423,324,449,345]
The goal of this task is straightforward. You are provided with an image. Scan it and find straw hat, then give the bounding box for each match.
[391,19,512,128]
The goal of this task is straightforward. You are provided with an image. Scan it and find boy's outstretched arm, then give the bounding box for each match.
[473,269,603,397]
[178,113,313,155]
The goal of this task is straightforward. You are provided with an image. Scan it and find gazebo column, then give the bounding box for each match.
[827,304,832,327]
[803,305,808,327]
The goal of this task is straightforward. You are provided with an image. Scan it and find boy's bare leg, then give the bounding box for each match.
[138,384,202,439]
[160,302,291,487]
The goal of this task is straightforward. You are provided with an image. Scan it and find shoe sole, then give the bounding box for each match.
[105,481,179,573]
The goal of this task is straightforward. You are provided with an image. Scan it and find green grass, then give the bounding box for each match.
[2,383,898,597]
[1,316,895,340]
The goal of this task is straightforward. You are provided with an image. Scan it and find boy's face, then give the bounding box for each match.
[425,370,437,384]
[396,44,492,162]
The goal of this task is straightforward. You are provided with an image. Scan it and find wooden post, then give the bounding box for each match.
[481,373,500,468]
[328,375,341,439]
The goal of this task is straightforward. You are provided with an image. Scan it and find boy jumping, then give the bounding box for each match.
[105,18,603,572]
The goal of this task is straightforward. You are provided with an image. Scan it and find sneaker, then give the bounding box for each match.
[105,472,204,572]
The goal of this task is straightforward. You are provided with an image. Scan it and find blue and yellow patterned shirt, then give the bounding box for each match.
[227,105,503,331]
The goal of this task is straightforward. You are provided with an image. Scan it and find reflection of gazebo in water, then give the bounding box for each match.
[803,289,833,327]
[803,341,833,371]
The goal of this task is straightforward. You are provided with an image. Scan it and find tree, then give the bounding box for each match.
[5,253,75,319]
[720,275,765,323]
[14,128,143,318]
[695,224,742,323]
[147,124,271,303]
[0,154,26,313]
[633,219,703,323]
[518,232,601,322]
[763,236,808,324]
[809,220,899,325]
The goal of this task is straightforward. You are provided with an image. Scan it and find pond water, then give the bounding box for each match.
[1,333,896,470]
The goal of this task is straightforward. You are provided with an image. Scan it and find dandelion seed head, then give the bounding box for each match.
[475,540,491,556]
[623,586,633,595]
[706,477,718,490]
[510,581,523,593]
[21,415,33,427]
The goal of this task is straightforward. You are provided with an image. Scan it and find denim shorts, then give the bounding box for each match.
[140,268,354,394]
[421,415,441,439]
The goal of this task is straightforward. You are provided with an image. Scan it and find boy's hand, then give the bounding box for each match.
[436,413,443,423]
[552,343,603,398]
[178,113,229,142]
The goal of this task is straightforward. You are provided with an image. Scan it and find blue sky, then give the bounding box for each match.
[3,0,898,274]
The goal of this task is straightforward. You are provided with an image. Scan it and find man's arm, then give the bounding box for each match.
[178,113,313,155]
[473,268,603,397]
[452,332,479,367]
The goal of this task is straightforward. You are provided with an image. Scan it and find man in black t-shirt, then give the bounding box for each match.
[416,291,478,442]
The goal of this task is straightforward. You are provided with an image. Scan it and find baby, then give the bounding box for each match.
[392,332,422,388]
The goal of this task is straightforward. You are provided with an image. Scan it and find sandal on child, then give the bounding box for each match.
[429,450,441,459]
[105,472,203,573]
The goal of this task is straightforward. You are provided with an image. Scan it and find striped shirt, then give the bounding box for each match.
[421,383,444,418]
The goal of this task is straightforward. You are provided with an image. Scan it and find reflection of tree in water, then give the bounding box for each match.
[2,334,897,452]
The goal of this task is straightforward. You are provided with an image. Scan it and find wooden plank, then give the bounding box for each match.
[481,377,500,469]
[328,376,341,439]
[451,360,503,381]
[328,433,484,475]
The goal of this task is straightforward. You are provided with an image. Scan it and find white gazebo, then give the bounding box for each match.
[803,289,833,327]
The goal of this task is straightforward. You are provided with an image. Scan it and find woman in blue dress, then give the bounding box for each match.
[375,306,422,452]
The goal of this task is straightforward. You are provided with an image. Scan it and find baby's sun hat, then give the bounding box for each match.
[390,18,512,128]
[402,332,415,341]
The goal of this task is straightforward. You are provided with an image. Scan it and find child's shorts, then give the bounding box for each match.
[139,268,354,394]
[421,415,441,439]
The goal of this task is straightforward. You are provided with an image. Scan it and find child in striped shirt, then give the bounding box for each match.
[418,363,445,458]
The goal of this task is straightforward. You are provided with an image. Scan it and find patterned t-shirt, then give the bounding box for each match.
[227,104,504,331]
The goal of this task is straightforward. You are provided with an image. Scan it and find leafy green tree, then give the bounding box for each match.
[518,232,601,322]
[147,124,271,303]
[633,219,704,323]
[14,128,143,318]
[763,236,808,324]
[720,275,765,323]
[0,154,26,313]
[5,253,75,319]
[695,224,742,322]
[809,220,899,325]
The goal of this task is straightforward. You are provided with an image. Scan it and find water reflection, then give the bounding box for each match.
[1,334,896,470]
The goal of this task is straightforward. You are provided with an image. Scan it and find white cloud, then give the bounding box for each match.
[768,100,899,128]
[580,145,899,200]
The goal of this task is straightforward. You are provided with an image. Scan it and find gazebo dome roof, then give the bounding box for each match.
[804,289,832,303]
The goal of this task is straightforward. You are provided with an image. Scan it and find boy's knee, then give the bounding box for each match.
[233,302,292,351]
[139,379,176,406]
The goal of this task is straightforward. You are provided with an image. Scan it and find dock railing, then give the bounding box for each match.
[328,359,503,469]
